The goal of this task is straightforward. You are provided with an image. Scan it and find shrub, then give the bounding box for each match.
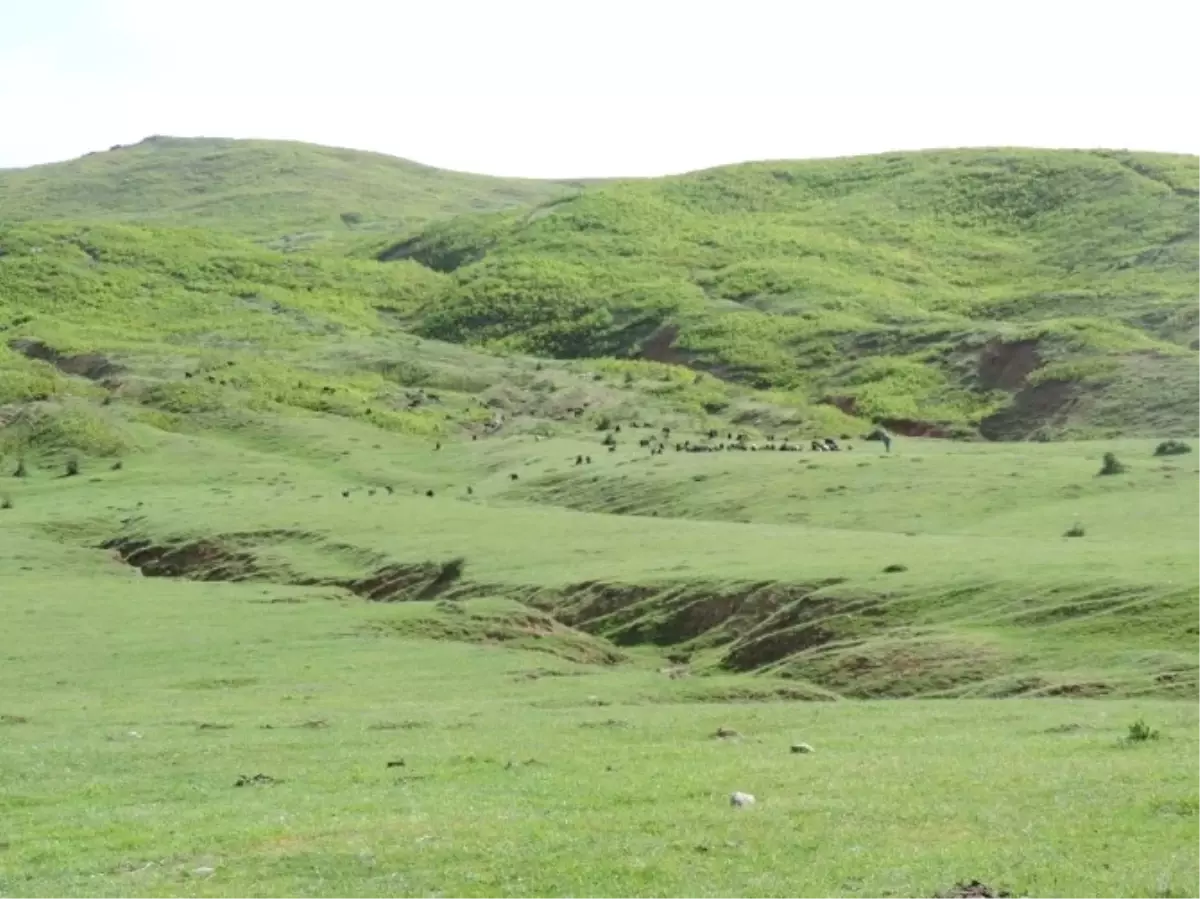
[12,458,27,478]
[65,457,80,477]
[1126,718,1159,743]
[1098,452,1125,476]
[882,563,908,573]
[0,495,12,509]
[1064,522,1086,538]
[1153,440,1192,457]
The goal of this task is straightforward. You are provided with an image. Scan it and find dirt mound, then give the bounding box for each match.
[105,537,260,581]
[8,338,124,382]
[935,880,1012,898]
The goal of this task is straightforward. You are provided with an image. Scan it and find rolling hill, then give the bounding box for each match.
[387,148,1200,438]
[0,135,582,249]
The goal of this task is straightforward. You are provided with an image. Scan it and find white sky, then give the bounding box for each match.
[2,0,1198,177]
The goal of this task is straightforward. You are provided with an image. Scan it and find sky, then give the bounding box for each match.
[2,0,1197,178]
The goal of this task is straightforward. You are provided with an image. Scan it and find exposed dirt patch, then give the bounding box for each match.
[8,338,124,382]
[639,324,690,366]
[977,338,1042,390]
[979,379,1079,440]
[1038,681,1113,698]
[342,559,468,602]
[935,880,1012,898]
[104,537,261,581]
[637,325,738,382]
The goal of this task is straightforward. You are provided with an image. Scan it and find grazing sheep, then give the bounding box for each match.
[576,455,584,465]
[585,456,592,464]
[729,791,756,808]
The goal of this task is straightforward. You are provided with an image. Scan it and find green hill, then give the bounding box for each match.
[1,145,1197,897]
[389,148,1199,438]
[0,135,581,249]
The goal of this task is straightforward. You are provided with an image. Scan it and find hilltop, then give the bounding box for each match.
[0,135,581,249]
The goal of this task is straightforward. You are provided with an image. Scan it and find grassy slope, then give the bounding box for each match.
[395,148,1199,437]
[0,135,579,249]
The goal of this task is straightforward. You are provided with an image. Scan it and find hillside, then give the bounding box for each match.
[0,135,580,249]
[387,148,1199,438]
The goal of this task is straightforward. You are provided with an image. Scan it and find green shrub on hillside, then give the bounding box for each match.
[1154,440,1192,457]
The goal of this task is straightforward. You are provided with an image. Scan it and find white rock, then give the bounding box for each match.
[193,867,215,877]
[729,791,756,808]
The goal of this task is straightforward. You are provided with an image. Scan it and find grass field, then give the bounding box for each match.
[1,138,1197,897]
[2,403,1197,896]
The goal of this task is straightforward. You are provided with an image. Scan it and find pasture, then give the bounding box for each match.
[2,420,1197,897]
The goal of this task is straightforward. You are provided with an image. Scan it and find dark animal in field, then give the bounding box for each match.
[576,455,584,465]
[811,440,825,451]
[585,456,592,464]
[425,489,434,497]
[342,489,350,498]
[510,473,520,481]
